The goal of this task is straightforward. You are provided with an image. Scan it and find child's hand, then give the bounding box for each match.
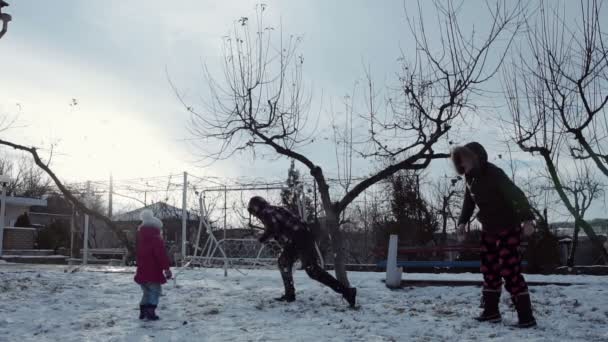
[522,221,535,236]
[164,269,173,280]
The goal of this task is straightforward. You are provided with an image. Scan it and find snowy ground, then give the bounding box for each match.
[0,264,607,342]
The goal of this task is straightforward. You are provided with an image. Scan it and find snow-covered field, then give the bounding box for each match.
[0,264,607,342]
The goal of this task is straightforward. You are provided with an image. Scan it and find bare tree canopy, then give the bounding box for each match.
[0,154,52,197]
[562,164,604,266]
[175,2,522,285]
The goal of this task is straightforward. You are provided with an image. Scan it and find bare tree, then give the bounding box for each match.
[540,0,608,178]
[0,139,135,255]
[0,154,52,197]
[0,1,11,40]
[431,175,463,244]
[563,164,604,267]
[16,157,52,197]
[512,0,608,176]
[503,0,608,262]
[177,3,521,286]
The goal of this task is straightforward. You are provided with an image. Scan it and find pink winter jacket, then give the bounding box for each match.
[134,226,171,284]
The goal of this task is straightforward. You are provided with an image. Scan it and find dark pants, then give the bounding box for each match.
[480,227,528,296]
[278,241,345,296]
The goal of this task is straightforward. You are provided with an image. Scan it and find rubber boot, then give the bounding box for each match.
[146,305,160,321]
[475,290,502,323]
[513,293,537,328]
[139,305,146,320]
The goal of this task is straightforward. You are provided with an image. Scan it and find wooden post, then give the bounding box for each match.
[386,234,402,288]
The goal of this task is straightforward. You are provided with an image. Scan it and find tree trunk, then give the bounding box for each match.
[567,220,580,268]
[324,207,350,287]
[441,197,448,245]
[542,152,608,264]
[310,166,350,287]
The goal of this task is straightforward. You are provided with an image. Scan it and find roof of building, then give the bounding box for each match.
[112,202,198,222]
[4,196,47,207]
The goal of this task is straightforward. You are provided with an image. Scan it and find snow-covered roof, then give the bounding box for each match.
[112,202,198,222]
[4,196,47,208]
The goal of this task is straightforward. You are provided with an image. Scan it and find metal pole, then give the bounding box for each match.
[223,186,227,242]
[83,214,89,265]
[70,204,75,260]
[0,185,6,256]
[108,174,113,217]
[181,172,188,262]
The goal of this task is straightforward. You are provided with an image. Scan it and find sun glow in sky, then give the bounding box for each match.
[1,0,605,219]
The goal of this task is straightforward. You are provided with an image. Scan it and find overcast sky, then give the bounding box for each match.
[1,1,605,219]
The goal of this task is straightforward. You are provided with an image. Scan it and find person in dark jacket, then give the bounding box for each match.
[134,210,172,321]
[452,142,537,328]
[247,196,357,307]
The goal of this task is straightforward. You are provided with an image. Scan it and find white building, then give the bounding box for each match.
[3,196,48,226]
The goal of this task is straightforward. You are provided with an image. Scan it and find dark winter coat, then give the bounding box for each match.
[134,226,171,284]
[248,196,314,249]
[457,142,535,232]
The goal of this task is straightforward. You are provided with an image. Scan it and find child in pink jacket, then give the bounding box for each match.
[134,210,172,320]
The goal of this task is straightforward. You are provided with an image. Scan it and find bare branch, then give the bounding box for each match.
[0,139,134,255]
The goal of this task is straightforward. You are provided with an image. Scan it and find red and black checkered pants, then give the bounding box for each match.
[480,227,528,296]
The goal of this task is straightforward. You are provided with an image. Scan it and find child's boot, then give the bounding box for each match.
[146,305,160,321]
[475,290,501,323]
[139,305,146,320]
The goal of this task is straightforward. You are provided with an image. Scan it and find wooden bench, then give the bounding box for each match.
[375,244,529,271]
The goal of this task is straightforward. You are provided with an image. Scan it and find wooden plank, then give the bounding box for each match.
[389,279,583,287]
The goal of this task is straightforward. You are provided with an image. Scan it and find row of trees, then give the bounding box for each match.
[0,155,52,197]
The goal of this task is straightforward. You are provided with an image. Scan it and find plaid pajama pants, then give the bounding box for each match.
[480,227,528,296]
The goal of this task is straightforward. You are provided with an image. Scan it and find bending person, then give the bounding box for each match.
[247,196,357,307]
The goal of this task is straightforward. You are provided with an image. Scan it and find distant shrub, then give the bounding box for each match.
[524,230,560,273]
[36,220,70,251]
